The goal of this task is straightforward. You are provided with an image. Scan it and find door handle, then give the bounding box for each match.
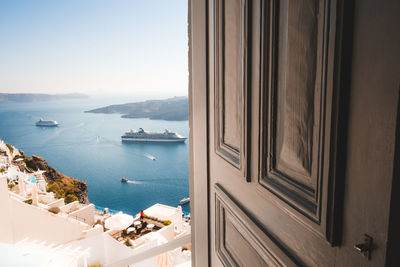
[354,234,373,260]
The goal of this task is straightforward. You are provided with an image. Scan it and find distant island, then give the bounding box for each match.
[85,96,188,121]
[0,93,89,103]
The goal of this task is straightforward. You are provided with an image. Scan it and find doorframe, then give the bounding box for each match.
[189,0,210,266]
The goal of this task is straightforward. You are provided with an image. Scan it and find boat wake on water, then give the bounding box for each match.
[121,177,142,184]
[144,153,157,161]
[126,180,142,184]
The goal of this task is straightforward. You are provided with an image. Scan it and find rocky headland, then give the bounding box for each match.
[85,96,188,121]
[11,150,89,204]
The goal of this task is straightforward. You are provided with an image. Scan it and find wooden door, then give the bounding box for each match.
[189,0,400,266]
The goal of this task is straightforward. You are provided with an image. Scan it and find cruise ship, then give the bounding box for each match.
[121,128,187,143]
[36,118,58,127]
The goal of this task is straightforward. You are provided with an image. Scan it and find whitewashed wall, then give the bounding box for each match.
[68,203,95,225]
[0,177,14,243]
[48,198,65,208]
[10,197,89,244]
[72,233,134,267]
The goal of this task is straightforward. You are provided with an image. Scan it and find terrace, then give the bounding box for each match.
[109,218,164,244]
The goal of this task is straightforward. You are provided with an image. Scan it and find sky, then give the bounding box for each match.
[0,0,188,98]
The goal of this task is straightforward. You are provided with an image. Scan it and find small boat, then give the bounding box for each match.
[121,177,128,183]
[144,153,157,161]
[179,197,190,205]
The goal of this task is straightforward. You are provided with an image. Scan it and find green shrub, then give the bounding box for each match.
[47,183,65,199]
[47,182,59,192]
[8,183,15,190]
[65,194,78,204]
[124,238,132,247]
[25,159,38,171]
[163,220,172,226]
[26,166,35,173]
[0,168,5,173]
[6,143,13,154]
[48,207,60,214]
[13,155,24,161]
[24,199,33,205]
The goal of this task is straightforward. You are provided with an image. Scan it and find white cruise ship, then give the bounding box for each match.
[121,128,187,143]
[36,118,58,127]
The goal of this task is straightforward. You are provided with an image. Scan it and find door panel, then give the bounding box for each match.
[215,184,297,267]
[274,0,320,185]
[214,0,248,172]
[259,0,341,241]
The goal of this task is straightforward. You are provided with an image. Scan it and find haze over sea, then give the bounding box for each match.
[0,96,189,215]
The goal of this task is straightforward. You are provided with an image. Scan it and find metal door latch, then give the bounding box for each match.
[354,234,373,260]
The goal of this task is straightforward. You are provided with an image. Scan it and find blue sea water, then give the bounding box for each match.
[0,97,190,215]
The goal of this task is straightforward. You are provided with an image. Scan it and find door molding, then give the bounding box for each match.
[213,0,250,180]
[189,0,210,266]
[215,184,298,266]
[258,0,347,244]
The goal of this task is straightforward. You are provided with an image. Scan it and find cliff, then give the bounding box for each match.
[17,153,89,204]
[85,96,188,121]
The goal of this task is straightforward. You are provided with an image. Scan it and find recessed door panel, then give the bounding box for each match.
[215,184,297,267]
[214,0,248,172]
[259,0,341,241]
[275,0,320,184]
[223,0,242,151]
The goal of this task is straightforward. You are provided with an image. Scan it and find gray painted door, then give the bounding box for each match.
[192,0,400,266]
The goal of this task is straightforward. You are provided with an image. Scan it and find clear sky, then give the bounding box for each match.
[0,0,188,97]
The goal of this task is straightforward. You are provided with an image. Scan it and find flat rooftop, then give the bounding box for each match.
[144,203,181,218]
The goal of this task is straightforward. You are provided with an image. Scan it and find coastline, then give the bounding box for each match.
[0,99,190,216]
[1,140,191,216]
[0,141,88,204]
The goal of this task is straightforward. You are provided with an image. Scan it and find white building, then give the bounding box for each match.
[144,203,185,232]
[0,176,98,245]
[0,174,191,266]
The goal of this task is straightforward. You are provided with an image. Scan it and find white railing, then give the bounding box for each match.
[105,232,191,267]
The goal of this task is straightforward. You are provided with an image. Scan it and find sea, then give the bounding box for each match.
[0,96,190,215]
